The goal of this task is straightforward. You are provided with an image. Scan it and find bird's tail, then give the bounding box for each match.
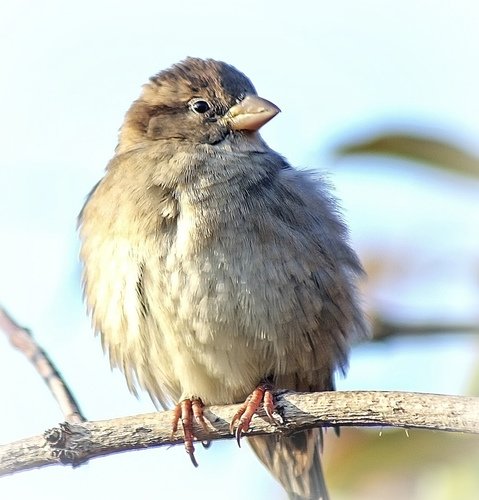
[248,428,329,500]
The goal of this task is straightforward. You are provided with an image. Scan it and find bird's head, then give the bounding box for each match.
[117,57,280,154]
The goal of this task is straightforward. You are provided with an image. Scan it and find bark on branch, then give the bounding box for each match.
[1,390,478,477]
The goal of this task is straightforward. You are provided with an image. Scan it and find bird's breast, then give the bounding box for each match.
[82,178,325,404]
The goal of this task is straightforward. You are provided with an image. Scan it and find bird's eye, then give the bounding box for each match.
[190,100,211,114]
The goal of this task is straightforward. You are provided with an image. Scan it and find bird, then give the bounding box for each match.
[78,57,367,500]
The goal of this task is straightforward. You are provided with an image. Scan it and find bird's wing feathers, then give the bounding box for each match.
[250,163,368,376]
[78,153,179,406]
[245,165,364,500]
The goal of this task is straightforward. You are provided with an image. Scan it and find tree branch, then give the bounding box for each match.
[371,314,479,339]
[0,307,86,423]
[1,390,477,477]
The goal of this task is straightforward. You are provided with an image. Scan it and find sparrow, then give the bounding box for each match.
[79,57,367,500]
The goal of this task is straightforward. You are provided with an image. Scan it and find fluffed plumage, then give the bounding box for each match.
[79,57,367,499]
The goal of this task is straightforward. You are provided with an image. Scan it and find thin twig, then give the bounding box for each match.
[372,315,479,339]
[0,307,86,423]
[0,390,477,476]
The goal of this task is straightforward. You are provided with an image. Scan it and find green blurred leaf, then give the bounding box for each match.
[335,132,479,178]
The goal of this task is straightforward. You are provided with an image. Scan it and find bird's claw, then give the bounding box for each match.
[172,398,208,467]
[230,384,276,446]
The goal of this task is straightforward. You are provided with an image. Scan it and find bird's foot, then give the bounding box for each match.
[230,383,276,446]
[172,397,209,467]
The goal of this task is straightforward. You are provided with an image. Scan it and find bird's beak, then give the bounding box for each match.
[225,95,280,132]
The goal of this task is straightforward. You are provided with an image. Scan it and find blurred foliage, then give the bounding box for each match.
[328,128,479,500]
[335,131,479,178]
[335,128,479,341]
[324,428,479,500]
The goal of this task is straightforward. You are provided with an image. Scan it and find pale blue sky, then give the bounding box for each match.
[1,1,478,499]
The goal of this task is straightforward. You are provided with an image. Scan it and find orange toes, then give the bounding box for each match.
[230,384,276,446]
